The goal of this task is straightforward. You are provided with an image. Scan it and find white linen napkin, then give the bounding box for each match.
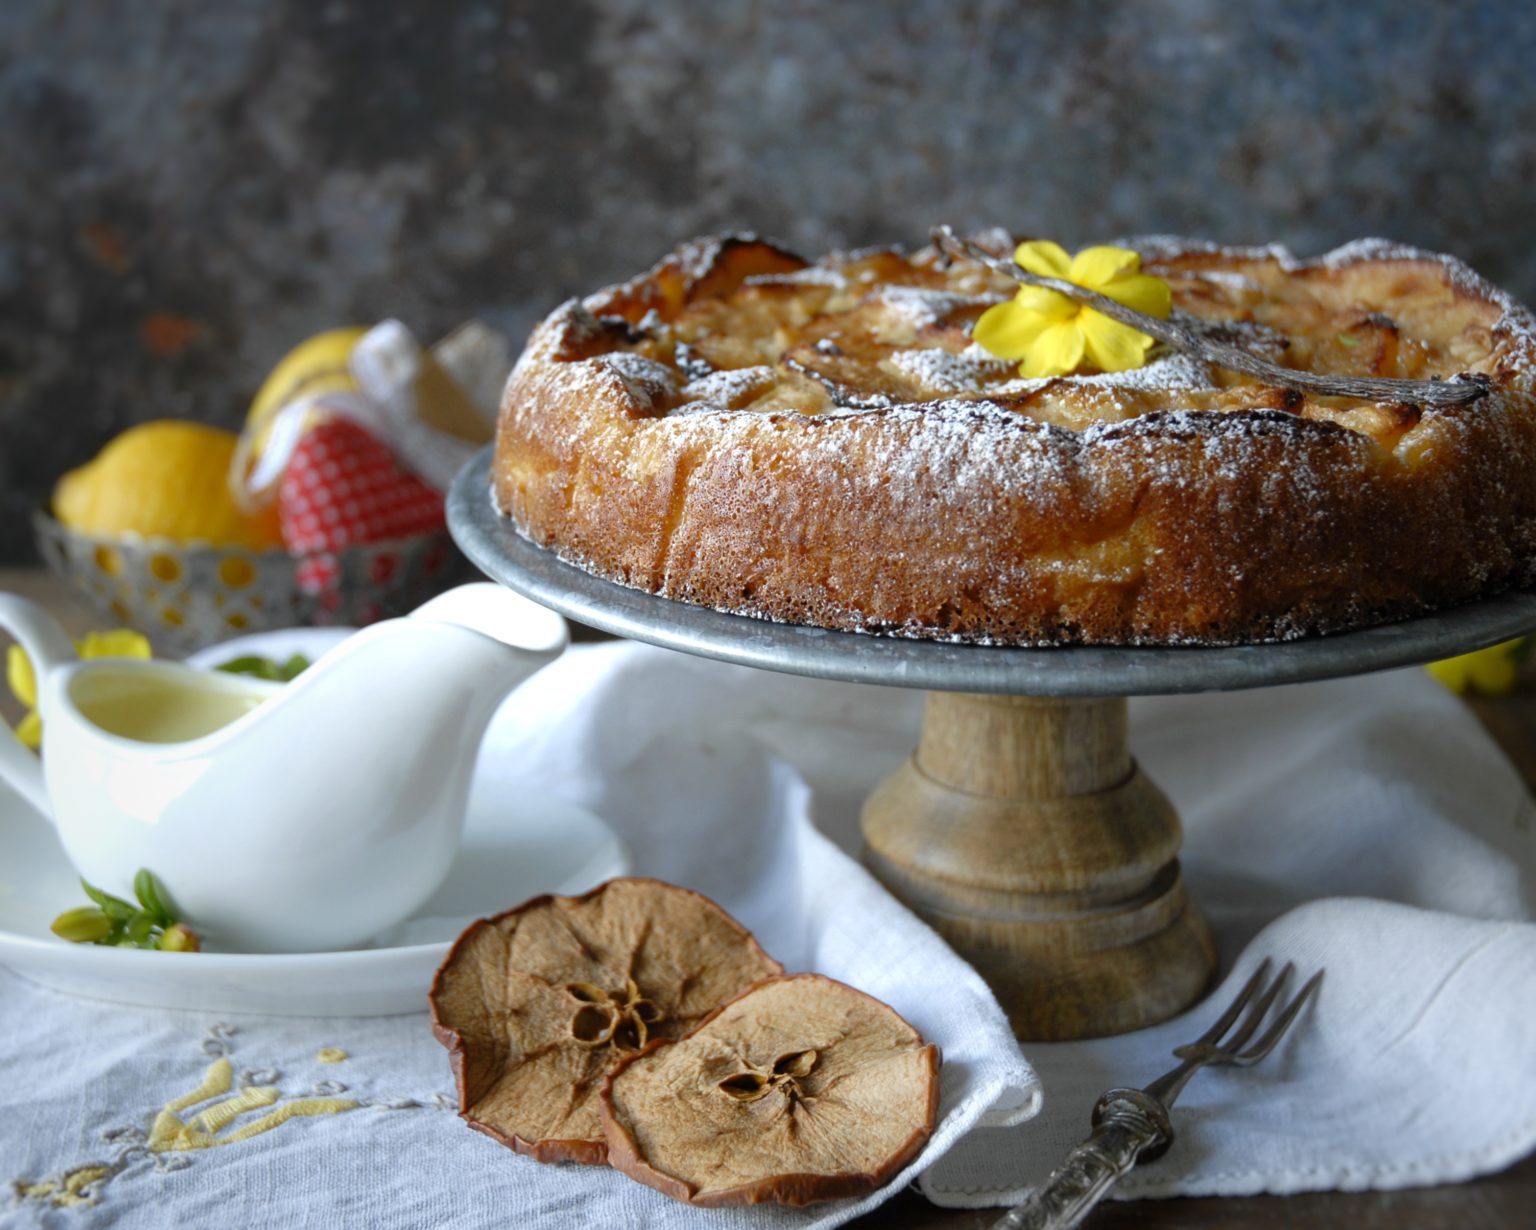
[490,642,1536,1209]
[3,639,1534,1228]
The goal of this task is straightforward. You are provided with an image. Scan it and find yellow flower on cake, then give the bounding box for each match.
[6,630,151,749]
[974,241,1172,379]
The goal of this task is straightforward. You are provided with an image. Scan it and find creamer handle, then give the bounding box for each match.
[0,594,74,821]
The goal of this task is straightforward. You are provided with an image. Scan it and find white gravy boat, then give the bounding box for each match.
[0,584,567,952]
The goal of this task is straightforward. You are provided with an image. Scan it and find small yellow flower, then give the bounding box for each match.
[1425,637,1528,695]
[6,629,152,749]
[973,241,1172,379]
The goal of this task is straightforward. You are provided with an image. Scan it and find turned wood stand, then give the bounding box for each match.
[862,693,1212,1038]
[450,447,1536,1043]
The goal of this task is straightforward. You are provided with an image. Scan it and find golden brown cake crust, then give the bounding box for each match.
[492,233,1536,645]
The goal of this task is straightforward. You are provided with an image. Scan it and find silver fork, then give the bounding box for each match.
[992,959,1324,1230]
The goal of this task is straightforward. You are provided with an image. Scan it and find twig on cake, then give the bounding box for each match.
[932,226,1490,407]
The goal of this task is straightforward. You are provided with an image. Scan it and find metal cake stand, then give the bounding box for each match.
[450,448,1536,1039]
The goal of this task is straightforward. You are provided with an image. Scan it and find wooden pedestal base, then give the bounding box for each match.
[861,692,1215,1040]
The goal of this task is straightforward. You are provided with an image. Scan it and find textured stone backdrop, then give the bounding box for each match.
[3,0,1534,561]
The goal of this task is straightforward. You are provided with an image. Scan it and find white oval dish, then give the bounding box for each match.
[0,628,629,1016]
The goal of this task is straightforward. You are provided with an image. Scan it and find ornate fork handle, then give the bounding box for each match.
[992,1089,1172,1230]
[991,961,1322,1230]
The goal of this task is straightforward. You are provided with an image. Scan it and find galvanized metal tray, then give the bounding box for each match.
[449,448,1536,696]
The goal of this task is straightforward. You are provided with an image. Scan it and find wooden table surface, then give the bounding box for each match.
[2,567,1532,1228]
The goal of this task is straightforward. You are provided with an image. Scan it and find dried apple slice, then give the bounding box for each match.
[429,878,782,1164]
[600,974,941,1206]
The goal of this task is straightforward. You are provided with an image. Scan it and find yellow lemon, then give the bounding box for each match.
[1425,638,1527,695]
[53,421,283,549]
[244,326,369,458]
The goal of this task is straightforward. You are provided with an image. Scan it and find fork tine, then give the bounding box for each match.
[1220,961,1294,1053]
[1191,958,1272,1047]
[1236,969,1324,1063]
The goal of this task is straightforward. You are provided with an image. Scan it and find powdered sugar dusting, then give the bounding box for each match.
[504,231,1536,648]
[872,284,1006,330]
[1125,233,1536,374]
[1181,269,1262,292]
[677,365,778,410]
[994,351,1215,398]
[670,231,786,281]
[547,230,1536,432]
[879,342,1216,403]
[518,389,1422,645]
[1120,234,1291,266]
[746,266,847,288]
[593,352,679,410]
[544,299,603,348]
[886,347,1010,393]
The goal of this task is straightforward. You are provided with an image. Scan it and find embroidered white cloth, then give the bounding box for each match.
[3,640,1535,1227]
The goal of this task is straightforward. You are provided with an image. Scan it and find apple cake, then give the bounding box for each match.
[490,231,1536,645]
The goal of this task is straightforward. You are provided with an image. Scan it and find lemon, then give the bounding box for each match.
[245,326,368,454]
[54,421,283,549]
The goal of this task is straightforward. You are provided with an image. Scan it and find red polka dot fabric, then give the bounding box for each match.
[279,418,445,561]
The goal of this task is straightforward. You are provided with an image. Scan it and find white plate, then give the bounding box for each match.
[0,628,629,1016]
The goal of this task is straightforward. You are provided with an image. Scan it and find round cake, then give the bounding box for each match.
[491,231,1536,645]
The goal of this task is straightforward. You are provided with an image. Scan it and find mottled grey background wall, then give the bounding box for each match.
[3,0,1534,562]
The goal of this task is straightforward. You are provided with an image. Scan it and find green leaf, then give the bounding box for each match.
[279,654,312,681]
[133,869,174,926]
[1336,332,1361,347]
[216,655,284,680]
[216,653,313,682]
[81,879,136,920]
[62,870,198,950]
